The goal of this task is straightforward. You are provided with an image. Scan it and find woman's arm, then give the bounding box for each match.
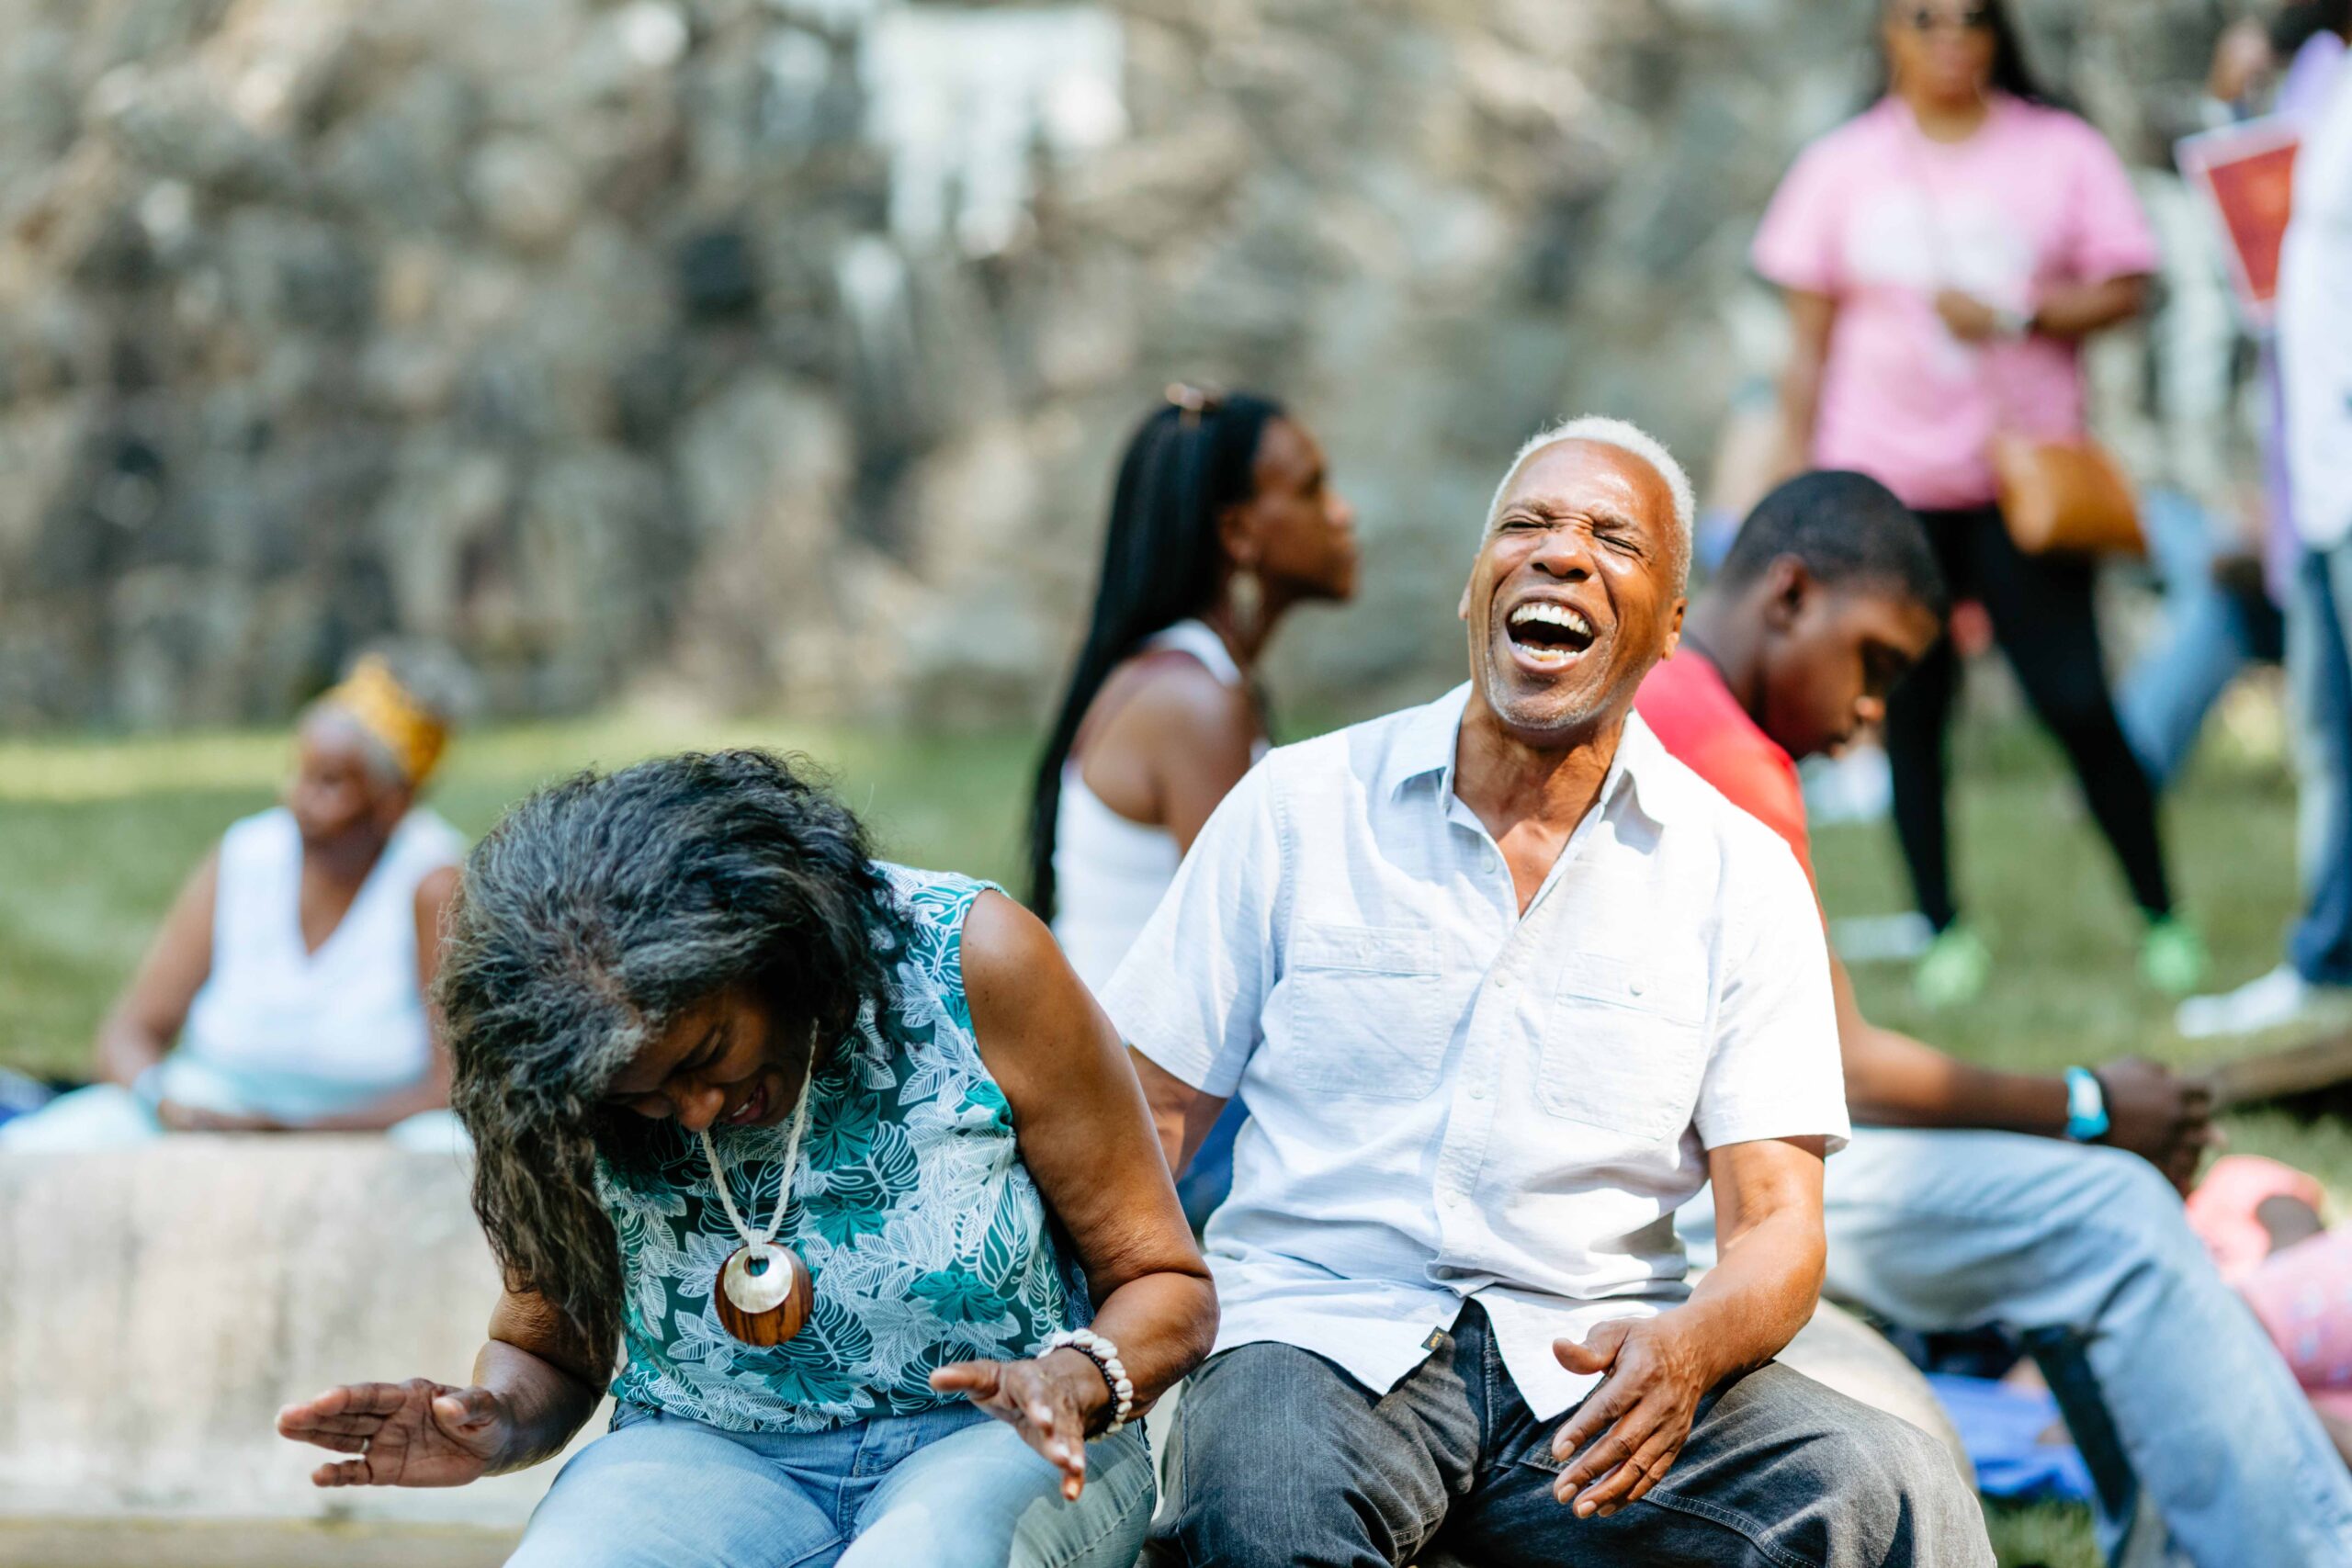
[96,851,219,1090]
[1938,275,2148,343]
[1079,660,1259,852]
[940,890,1218,1494]
[277,1285,605,1487]
[1773,289,1837,480]
[302,866,460,1133]
[2027,274,2148,340]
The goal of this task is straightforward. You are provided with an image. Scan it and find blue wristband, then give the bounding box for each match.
[2064,1066,2109,1143]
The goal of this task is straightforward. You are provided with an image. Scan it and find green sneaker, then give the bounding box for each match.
[2141,916,2208,997]
[1914,923,1993,1010]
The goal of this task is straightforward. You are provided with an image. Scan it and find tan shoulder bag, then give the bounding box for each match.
[1989,431,2143,555]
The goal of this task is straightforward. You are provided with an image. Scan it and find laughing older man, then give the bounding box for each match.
[1110,417,1989,1566]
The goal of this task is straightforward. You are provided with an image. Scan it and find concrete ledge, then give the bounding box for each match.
[0,1138,598,1529]
[3,1138,1968,1554]
[0,1517,519,1568]
[1781,1298,1974,1486]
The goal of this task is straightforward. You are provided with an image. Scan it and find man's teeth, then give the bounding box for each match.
[1507,603,1593,638]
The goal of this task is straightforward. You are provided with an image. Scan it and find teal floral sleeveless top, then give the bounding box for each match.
[596,866,1085,1432]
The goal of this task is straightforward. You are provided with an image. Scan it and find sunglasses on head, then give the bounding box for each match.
[1902,5,1996,30]
[1165,382,1227,427]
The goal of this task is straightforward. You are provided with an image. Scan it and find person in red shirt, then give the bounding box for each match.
[1638,469,2207,1162]
[1640,470,2352,1564]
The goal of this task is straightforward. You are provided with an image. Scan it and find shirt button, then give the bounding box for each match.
[1470,1081,1488,1100]
[1494,975,1511,990]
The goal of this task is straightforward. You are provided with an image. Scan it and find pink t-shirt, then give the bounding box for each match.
[1754,95,2158,511]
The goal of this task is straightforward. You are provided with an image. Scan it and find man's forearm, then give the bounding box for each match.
[1679,1209,1823,1383]
[1845,1021,2068,1134]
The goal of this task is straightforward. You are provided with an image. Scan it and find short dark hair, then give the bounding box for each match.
[439,748,910,1365]
[1716,470,1949,618]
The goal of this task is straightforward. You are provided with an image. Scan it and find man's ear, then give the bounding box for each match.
[1457,577,1473,621]
[1762,555,1812,632]
[1660,595,1688,660]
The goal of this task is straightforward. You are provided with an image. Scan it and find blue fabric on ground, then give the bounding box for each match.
[0,1066,55,1129]
[1926,1373,2095,1504]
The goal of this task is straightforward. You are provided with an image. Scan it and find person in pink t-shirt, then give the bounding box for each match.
[1758,0,2201,1010]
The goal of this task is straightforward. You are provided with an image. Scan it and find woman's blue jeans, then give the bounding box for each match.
[2288,539,2352,986]
[509,1400,1154,1568]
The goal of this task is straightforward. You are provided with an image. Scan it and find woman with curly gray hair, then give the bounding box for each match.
[277,750,1215,1567]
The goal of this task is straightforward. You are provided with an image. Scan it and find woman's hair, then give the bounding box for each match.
[437,749,910,1365]
[1875,0,2059,107]
[1023,390,1284,919]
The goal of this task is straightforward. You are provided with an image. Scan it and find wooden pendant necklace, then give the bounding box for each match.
[697,1040,817,1347]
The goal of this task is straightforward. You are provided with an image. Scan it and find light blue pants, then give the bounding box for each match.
[2287,539,2352,986]
[509,1400,1155,1568]
[2115,489,2274,791]
[0,1080,465,1153]
[1685,1127,2352,1567]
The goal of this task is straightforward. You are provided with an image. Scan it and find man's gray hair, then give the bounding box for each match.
[1484,415,1697,587]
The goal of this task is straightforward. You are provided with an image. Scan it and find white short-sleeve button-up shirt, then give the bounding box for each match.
[1103,684,1847,1420]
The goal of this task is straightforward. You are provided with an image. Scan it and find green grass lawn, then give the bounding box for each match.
[0,705,2331,1565]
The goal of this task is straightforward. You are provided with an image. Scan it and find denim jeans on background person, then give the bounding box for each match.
[508,1399,1154,1568]
[2116,490,2281,790]
[1146,1301,1990,1568]
[1686,1128,2352,1567]
[1173,1100,1243,1230]
[2288,540,2352,986]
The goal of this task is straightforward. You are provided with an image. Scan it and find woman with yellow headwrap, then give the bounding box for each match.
[0,648,469,1150]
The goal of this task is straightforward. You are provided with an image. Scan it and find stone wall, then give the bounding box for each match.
[0,0,2234,728]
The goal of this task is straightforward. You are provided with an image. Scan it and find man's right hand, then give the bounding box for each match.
[2094,1058,2214,1193]
[277,1379,512,1488]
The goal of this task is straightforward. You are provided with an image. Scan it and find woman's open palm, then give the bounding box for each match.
[277,1378,511,1488]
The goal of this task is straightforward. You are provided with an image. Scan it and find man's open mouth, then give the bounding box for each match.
[1505,601,1597,666]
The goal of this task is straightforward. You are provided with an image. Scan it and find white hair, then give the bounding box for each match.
[1483,415,1696,586]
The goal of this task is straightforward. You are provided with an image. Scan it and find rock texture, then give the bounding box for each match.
[0,0,2225,728]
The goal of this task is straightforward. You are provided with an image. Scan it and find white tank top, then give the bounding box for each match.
[1051,620,1252,992]
[175,807,465,1121]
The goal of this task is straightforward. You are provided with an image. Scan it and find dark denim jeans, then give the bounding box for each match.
[2290,539,2352,986]
[1148,1302,1990,1568]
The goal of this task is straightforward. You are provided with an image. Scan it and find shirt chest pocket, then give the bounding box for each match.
[1536,952,1708,1142]
[1273,923,1445,1100]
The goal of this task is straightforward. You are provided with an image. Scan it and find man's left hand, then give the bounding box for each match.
[1548,1314,1715,1518]
[2095,1056,2215,1194]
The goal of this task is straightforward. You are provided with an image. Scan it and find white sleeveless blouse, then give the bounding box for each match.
[1051,620,1252,992]
[174,807,464,1122]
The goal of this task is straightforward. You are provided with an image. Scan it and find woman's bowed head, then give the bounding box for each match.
[278,751,1212,1551]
